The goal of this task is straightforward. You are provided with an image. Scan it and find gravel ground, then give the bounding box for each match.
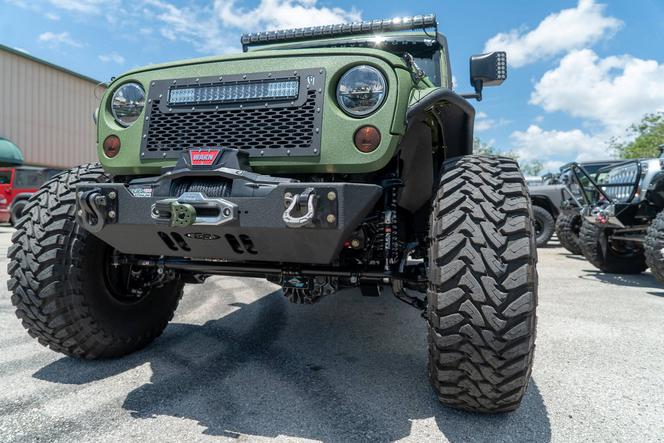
[0,225,663,443]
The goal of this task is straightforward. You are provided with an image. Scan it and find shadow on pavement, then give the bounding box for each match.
[580,270,664,295]
[561,253,586,261]
[34,289,551,442]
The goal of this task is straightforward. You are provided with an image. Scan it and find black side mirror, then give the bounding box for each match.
[462,51,507,101]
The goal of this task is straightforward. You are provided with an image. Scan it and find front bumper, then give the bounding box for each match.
[76,180,381,264]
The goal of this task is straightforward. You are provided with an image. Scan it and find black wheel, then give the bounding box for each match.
[428,155,538,413]
[7,164,184,359]
[644,210,664,282]
[579,220,647,274]
[555,212,583,255]
[9,199,27,225]
[532,205,554,247]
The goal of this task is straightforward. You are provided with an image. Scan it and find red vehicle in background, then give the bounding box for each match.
[0,167,62,224]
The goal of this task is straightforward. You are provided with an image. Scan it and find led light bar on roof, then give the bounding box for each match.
[241,14,437,51]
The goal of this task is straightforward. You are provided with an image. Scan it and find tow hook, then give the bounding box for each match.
[77,188,110,233]
[282,187,317,228]
[595,210,609,225]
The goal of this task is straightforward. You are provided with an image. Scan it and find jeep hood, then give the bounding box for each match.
[111,47,409,86]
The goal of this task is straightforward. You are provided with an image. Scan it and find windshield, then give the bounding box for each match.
[344,40,441,86]
[0,171,11,185]
[265,37,443,86]
[409,50,441,86]
[582,163,615,176]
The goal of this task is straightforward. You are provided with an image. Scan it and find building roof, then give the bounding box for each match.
[0,43,103,85]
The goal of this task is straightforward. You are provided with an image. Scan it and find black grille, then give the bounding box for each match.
[140,69,325,159]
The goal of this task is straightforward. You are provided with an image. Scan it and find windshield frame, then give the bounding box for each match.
[248,32,451,88]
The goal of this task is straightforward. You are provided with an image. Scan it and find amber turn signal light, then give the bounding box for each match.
[103,135,121,158]
[354,126,381,153]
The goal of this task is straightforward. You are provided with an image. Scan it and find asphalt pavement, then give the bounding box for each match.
[0,225,662,442]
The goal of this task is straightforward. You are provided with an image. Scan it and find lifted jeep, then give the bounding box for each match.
[576,155,664,276]
[8,15,538,413]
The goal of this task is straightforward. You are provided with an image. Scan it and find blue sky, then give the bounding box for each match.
[2,0,664,171]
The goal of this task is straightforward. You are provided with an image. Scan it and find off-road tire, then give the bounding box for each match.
[555,213,583,255]
[428,155,538,413]
[10,199,27,225]
[644,210,664,282]
[532,205,554,247]
[7,164,184,359]
[579,220,647,274]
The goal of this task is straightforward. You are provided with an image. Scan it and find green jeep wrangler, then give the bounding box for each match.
[8,15,537,412]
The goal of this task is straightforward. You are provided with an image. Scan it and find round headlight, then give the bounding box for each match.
[111,82,145,127]
[336,65,386,117]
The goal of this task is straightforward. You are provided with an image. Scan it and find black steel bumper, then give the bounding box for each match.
[75,181,381,264]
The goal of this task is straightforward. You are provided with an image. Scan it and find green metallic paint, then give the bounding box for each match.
[98,48,418,176]
[408,86,442,107]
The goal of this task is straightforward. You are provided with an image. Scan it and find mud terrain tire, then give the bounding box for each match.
[555,213,583,255]
[532,205,554,247]
[428,155,538,413]
[579,220,647,274]
[10,199,27,226]
[7,164,184,359]
[644,210,664,282]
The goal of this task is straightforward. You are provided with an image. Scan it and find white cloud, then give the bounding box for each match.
[214,0,361,32]
[484,0,621,68]
[141,0,361,54]
[530,49,664,135]
[510,125,610,165]
[542,160,565,173]
[37,31,83,48]
[16,0,361,55]
[46,0,108,14]
[475,111,511,132]
[99,52,125,64]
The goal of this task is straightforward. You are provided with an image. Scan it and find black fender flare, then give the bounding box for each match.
[395,89,475,214]
[406,88,475,158]
[530,195,559,218]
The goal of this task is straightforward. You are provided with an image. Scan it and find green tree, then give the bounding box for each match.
[520,160,544,176]
[472,137,545,176]
[613,113,664,159]
[473,137,518,159]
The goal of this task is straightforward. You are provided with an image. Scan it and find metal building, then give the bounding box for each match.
[0,43,105,168]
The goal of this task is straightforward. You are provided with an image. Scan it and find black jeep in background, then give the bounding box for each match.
[527,160,621,250]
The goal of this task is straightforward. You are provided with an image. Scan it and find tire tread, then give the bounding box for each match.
[7,163,182,359]
[428,155,538,413]
[555,213,583,255]
[644,211,664,281]
[579,220,647,274]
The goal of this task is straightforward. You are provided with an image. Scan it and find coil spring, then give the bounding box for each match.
[382,178,401,270]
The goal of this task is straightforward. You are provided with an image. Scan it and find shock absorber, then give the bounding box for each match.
[381,178,402,273]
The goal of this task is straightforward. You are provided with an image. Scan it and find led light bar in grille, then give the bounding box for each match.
[241,14,437,50]
[168,79,299,105]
